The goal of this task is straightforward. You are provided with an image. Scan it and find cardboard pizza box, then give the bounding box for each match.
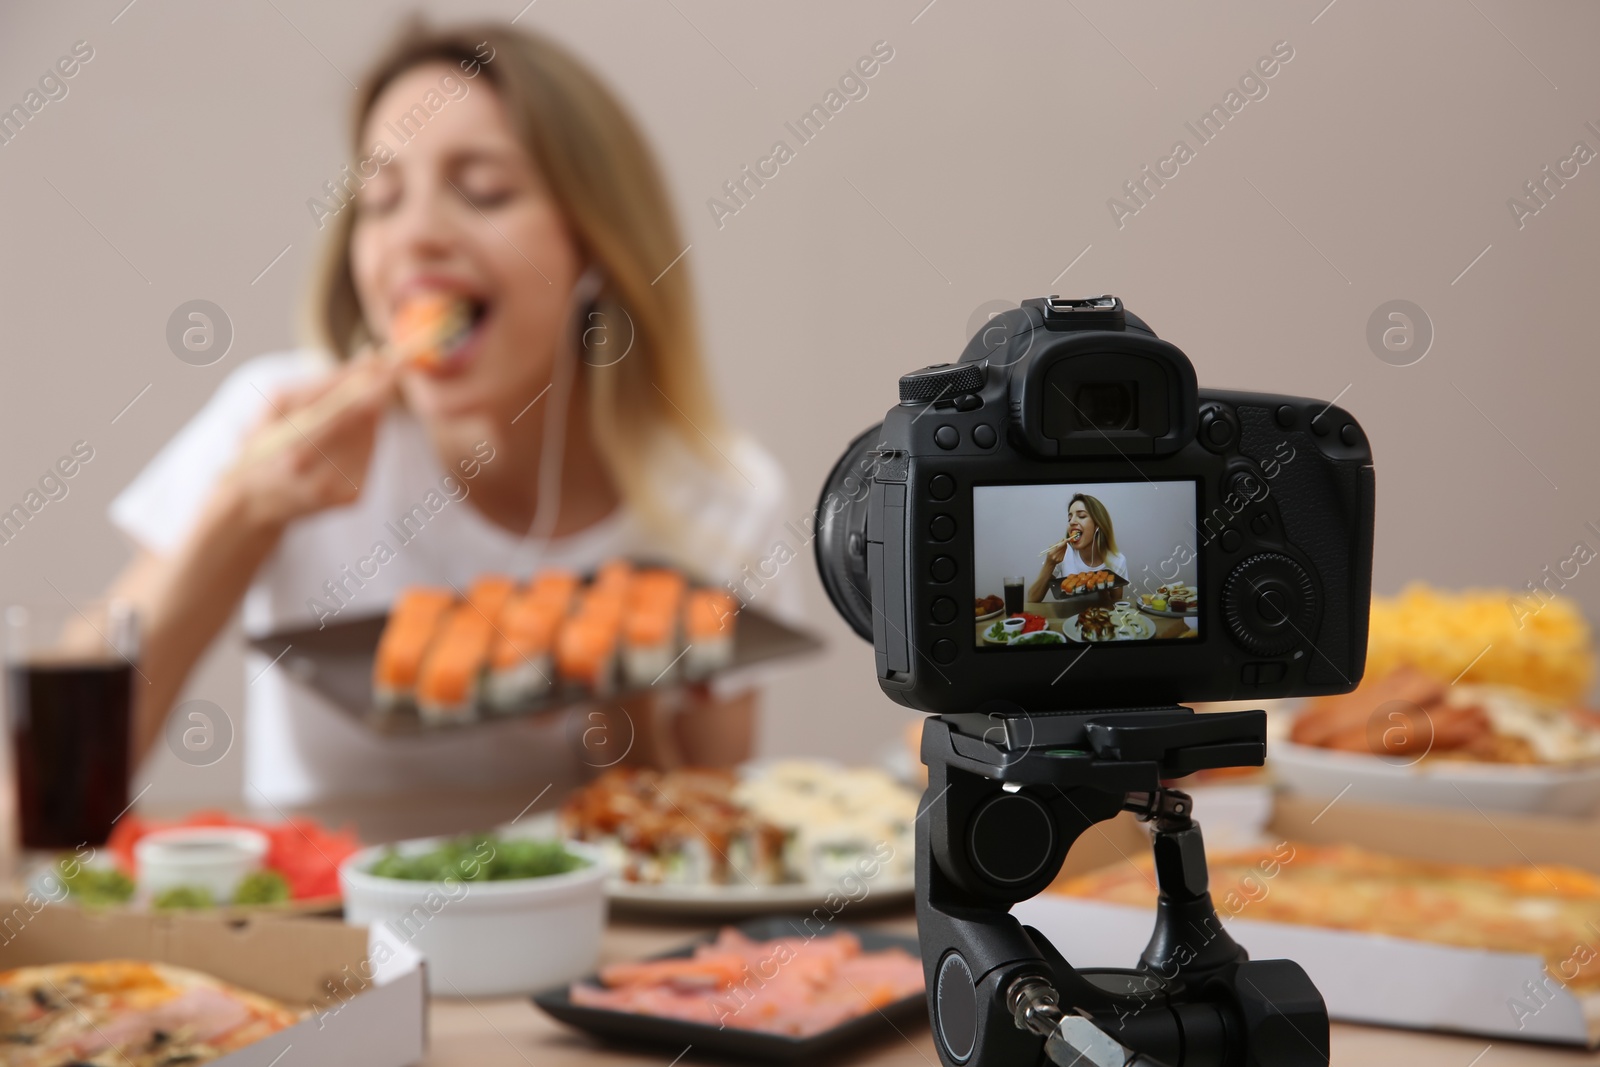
[1016,794,1600,1047]
[0,905,426,1065]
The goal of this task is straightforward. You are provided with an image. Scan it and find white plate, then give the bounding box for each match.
[606,871,916,917]
[1269,738,1600,816]
[1004,629,1068,647]
[975,608,1005,624]
[1063,612,1156,643]
[1138,603,1199,619]
[505,812,917,917]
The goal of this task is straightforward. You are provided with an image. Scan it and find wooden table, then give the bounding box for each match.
[426,911,1600,1066]
[976,598,1193,645]
[127,786,1591,1067]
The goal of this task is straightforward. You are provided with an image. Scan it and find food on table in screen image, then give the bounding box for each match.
[369,561,741,719]
[1291,584,1600,765]
[1051,841,1600,991]
[0,961,304,1066]
[560,762,919,888]
[1055,568,1120,597]
[1140,583,1198,614]
[568,927,924,1037]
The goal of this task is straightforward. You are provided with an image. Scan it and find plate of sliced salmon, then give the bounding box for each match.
[533,920,926,1061]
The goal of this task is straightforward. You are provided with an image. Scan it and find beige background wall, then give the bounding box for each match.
[2,0,1597,808]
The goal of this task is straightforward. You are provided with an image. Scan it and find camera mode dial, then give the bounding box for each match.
[899,362,986,406]
[1222,553,1316,657]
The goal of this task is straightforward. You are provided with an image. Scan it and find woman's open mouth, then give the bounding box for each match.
[390,291,491,376]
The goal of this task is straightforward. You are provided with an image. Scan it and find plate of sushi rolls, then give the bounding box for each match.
[267,559,819,733]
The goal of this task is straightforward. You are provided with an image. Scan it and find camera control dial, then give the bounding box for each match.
[899,362,986,406]
[1222,553,1317,657]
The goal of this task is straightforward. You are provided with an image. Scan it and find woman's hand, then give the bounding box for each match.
[1042,539,1069,567]
[225,354,397,533]
[1028,557,1059,603]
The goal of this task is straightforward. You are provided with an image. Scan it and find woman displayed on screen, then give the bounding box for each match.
[1027,493,1130,601]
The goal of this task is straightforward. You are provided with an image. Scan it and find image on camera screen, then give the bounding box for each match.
[971,480,1200,647]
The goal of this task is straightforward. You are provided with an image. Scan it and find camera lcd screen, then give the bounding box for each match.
[971,480,1201,648]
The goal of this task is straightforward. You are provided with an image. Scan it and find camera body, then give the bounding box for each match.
[816,295,1374,714]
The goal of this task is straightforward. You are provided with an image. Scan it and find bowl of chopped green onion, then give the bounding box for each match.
[340,832,604,995]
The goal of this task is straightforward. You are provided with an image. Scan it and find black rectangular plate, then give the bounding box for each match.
[246,607,821,736]
[532,918,926,1063]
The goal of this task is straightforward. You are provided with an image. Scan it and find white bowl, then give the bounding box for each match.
[1269,739,1600,816]
[135,827,269,903]
[339,837,607,996]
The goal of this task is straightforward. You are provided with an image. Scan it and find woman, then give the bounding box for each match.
[1027,493,1129,602]
[103,22,791,806]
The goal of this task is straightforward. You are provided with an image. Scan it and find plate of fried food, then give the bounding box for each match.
[1269,584,1600,815]
[975,593,1005,624]
[1064,604,1156,643]
[548,762,920,916]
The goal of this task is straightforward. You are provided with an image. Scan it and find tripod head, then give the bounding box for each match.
[917,707,1329,1067]
[809,297,1370,1065]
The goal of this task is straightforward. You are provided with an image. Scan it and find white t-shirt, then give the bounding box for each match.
[111,351,797,806]
[1051,545,1130,590]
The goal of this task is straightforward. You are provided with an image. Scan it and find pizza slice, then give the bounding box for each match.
[0,960,302,1067]
[1052,842,1600,991]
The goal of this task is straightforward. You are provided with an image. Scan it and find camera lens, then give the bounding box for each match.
[1075,382,1136,430]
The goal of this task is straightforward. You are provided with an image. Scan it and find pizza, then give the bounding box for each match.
[0,960,303,1066]
[1052,843,1600,990]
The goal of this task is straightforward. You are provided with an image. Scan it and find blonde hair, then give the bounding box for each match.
[1067,493,1118,557]
[306,20,735,568]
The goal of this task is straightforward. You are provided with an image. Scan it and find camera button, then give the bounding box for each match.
[971,424,996,449]
[929,514,956,542]
[1250,512,1273,537]
[931,597,958,624]
[1199,406,1236,453]
[954,393,982,412]
[931,638,958,664]
[1275,405,1298,429]
[929,473,956,500]
[1340,423,1361,446]
[934,425,959,450]
[930,555,957,582]
[1221,528,1243,553]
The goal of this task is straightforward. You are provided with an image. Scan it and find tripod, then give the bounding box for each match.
[916,705,1330,1067]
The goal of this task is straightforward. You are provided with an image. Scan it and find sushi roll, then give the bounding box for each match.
[371,587,454,711]
[628,568,687,612]
[622,608,678,687]
[483,596,561,712]
[592,558,633,597]
[389,291,477,368]
[529,569,580,615]
[682,589,738,680]
[557,614,619,694]
[415,605,493,724]
[573,586,626,632]
[465,574,516,622]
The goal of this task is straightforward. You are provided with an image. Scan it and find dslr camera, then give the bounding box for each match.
[815,296,1373,1067]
